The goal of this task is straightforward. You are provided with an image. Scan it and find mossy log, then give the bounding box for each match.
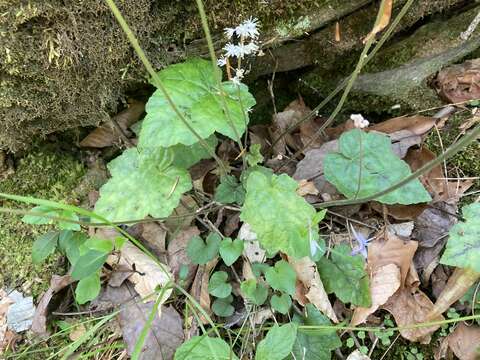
[0,0,472,151]
[298,4,480,114]
[0,0,369,152]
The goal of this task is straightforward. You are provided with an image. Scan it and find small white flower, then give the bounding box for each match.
[350,114,369,129]
[223,42,243,58]
[235,17,260,38]
[231,76,242,85]
[217,56,227,67]
[224,27,236,39]
[243,41,259,55]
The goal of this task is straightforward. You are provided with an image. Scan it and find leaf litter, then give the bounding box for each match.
[9,52,480,359]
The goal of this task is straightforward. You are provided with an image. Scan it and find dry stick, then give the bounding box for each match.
[104,0,227,176]
[316,122,480,209]
[195,0,245,156]
[270,0,415,150]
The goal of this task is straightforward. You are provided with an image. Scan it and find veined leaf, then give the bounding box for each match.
[291,304,342,360]
[241,279,268,306]
[265,260,297,296]
[94,148,192,222]
[241,171,322,258]
[32,231,59,264]
[324,129,431,205]
[58,231,88,264]
[271,294,292,315]
[208,271,232,299]
[22,206,80,231]
[75,272,101,305]
[139,58,255,148]
[215,175,245,205]
[71,249,108,280]
[174,335,238,360]
[317,244,371,307]
[187,233,221,265]
[255,323,298,360]
[441,203,480,272]
[212,295,235,317]
[219,237,244,266]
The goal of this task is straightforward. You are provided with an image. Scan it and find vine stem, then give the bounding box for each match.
[316,122,480,208]
[104,0,228,176]
[270,0,415,150]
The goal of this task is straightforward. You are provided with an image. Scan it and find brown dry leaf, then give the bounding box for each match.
[369,115,436,136]
[0,290,14,354]
[167,226,200,287]
[190,258,218,324]
[288,256,338,323]
[293,139,340,196]
[99,283,184,359]
[270,99,309,155]
[364,0,393,43]
[80,100,145,148]
[31,275,74,336]
[299,115,328,150]
[413,201,457,277]
[106,241,173,310]
[435,58,480,103]
[351,263,401,326]
[367,229,418,286]
[164,195,198,232]
[296,179,319,197]
[382,285,443,344]
[373,203,428,221]
[446,323,480,360]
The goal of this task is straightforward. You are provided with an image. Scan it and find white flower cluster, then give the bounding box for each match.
[217,17,261,85]
[350,114,369,129]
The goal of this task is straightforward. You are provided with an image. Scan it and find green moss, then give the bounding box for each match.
[0,146,85,297]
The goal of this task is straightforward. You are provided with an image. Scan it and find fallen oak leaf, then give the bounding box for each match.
[367,229,418,286]
[382,285,443,344]
[445,323,480,360]
[351,263,401,326]
[80,100,145,148]
[106,241,173,314]
[288,256,338,323]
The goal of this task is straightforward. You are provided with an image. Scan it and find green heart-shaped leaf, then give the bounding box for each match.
[441,203,480,271]
[208,271,232,298]
[212,295,234,317]
[324,129,431,205]
[255,323,298,360]
[265,260,296,296]
[317,244,371,307]
[219,237,244,266]
[241,171,323,258]
[270,294,292,315]
[187,233,221,265]
[94,148,192,222]
[175,336,238,360]
[215,175,245,205]
[240,279,268,306]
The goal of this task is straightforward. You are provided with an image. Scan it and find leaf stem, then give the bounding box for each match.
[104,0,227,175]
